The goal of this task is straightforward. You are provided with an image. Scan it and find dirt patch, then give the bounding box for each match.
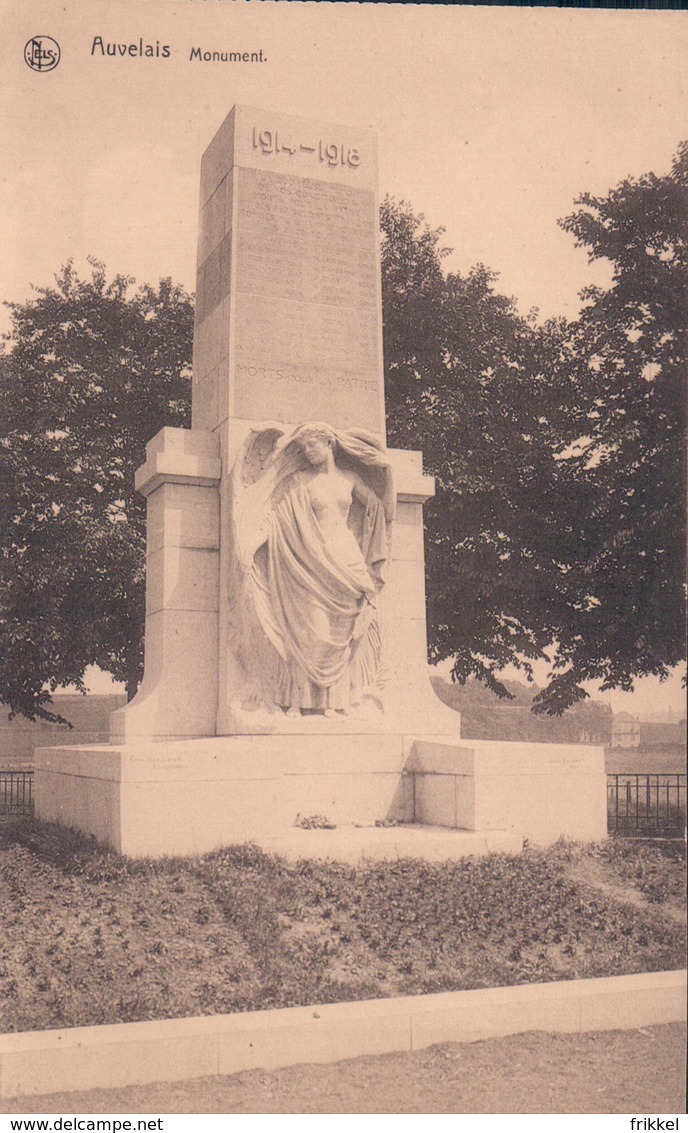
[3,1024,685,1114]
[564,856,687,926]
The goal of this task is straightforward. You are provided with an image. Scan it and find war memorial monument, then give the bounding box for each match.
[34,106,607,857]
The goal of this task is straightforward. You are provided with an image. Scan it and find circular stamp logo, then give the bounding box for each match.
[24,36,61,72]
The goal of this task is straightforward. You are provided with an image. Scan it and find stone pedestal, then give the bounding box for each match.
[34,735,606,858]
[36,736,412,857]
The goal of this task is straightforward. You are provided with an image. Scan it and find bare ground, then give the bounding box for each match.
[565,855,687,926]
[3,1024,685,1114]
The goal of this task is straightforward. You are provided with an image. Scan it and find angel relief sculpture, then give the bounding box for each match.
[226,421,395,722]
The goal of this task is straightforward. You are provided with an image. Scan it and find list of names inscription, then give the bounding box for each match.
[233,167,382,430]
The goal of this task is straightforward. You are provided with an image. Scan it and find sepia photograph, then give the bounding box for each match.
[0,0,686,1120]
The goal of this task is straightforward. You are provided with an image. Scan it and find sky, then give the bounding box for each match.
[2,0,686,715]
[3,2,686,327]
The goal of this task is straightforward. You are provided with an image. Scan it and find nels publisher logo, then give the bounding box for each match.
[24,35,61,72]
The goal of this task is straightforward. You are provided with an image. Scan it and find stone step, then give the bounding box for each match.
[254,823,524,864]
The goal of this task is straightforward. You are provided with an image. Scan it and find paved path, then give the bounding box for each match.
[3,1024,685,1114]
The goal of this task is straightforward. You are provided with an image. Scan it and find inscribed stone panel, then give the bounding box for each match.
[232,167,382,430]
[233,362,381,431]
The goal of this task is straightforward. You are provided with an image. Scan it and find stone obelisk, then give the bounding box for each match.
[111,105,455,741]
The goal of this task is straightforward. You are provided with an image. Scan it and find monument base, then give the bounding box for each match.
[406,739,609,845]
[34,736,607,859]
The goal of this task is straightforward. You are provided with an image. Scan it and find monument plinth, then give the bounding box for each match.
[34,105,607,858]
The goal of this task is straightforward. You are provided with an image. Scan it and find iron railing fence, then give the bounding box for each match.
[607,773,686,838]
[0,770,34,817]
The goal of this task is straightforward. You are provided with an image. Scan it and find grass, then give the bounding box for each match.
[0,819,685,1035]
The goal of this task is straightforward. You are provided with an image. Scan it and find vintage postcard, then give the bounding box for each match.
[1,0,686,1120]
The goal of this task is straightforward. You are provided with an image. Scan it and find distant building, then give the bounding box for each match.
[611,712,641,749]
[639,719,687,748]
[0,694,126,770]
[610,710,687,751]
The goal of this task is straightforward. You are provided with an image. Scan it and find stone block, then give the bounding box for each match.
[135,427,221,497]
[404,738,608,844]
[192,299,229,383]
[389,511,425,562]
[110,608,219,741]
[406,741,476,776]
[200,107,237,206]
[414,773,459,828]
[385,558,427,620]
[36,734,412,855]
[2,972,685,1100]
[410,984,582,1048]
[471,765,608,843]
[387,453,435,504]
[231,347,383,434]
[80,779,120,846]
[471,738,604,776]
[382,615,429,662]
[230,105,378,188]
[578,971,687,1032]
[146,481,220,555]
[31,768,66,825]
[414,772,480,831]
[32,733,427,856]
[120,781,223,857]
[388,448,423,477]
[199,106,385,435]
[34,744,83,777]
[196,233,232,325]
[152,604,219,688]
[216,1004,411,1077]
[0,1023,219,1099]
[191,368,220,432]
[145,545,219,615]
[35,759,122,847]
[197,174,231,266]
[38,766,84,830]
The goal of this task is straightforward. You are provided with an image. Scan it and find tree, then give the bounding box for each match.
[381,198,582,700]
[534,143,687,711]
[381,143,687,712]
[0,262,193,721]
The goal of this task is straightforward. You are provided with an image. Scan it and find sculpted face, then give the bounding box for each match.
[300,434,333,467]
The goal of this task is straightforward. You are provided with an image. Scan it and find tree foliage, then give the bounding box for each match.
[0,263,193,720]
[538,144,687,710]
[381,144,686,710]
[382,198,580,699]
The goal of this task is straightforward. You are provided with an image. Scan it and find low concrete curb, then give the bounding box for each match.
[1,970,685,1100]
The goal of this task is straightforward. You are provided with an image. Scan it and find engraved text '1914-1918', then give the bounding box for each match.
[252,126,361,170]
